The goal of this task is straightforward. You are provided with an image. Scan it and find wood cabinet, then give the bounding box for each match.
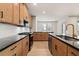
[0,40,23,56]
[51,36,67,56]
[68,46,79,56]
[0,3,32,26]
[15,40,22,56]
[0,36,29,56]
[13,4,20,25]
[0,4,13,23]
[51,37,57,55]
[33,32,48,41]
[55,39,67,56]
[22,36,29,56]
[19,4,24,24]
[19,3,32,27]
[0,43,17,56]
[51,35,79,56]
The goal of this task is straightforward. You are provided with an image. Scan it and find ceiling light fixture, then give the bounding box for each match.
[33,3,37,6]
[42,11,46,14]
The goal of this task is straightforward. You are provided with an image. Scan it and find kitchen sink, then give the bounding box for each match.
[56,35,75,41]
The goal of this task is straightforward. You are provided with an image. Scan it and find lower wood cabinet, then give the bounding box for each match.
[51,37,67,56]
[15,40,22,56]
[51,36,79,56]
[22,37,29,56]
[68,46,79,56]
[51,37,57,56]
[0,36,29,56]
[0,43,17,56]
[33,32,48,41]
[56,39,67,56]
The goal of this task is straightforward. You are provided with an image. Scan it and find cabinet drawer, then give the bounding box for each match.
[15,40,22,56]
[68,46,79,56]
[0,43,17,56]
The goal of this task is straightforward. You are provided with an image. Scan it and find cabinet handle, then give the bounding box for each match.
[55,45,57,50]
[0,11,3,18]
[71,52,77,56]
[10,46,17,51]
[12,54,16,56]
[26,42,28,47]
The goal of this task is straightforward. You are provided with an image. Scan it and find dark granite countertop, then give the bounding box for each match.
[49,33,79,50]
[0,35,27,51]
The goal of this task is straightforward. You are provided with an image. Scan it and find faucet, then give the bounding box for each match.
[66,24,75,38]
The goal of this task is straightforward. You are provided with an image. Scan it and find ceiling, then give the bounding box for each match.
[27,3,79,17]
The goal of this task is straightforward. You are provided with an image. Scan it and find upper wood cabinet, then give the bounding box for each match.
[19,3,32,27]
[0,4,13,23]
[0,3,32,26]
[13,4,20,25]
[19,4,24,24]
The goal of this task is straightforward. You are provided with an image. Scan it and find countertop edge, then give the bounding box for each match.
[0,35,28,52]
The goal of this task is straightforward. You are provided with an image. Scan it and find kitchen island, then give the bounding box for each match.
[49,33,79,56]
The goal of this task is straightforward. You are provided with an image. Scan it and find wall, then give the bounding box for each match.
[31,16,57,33]
[0,23,28,39]
[31,16,36,32]
[56,17,67,35]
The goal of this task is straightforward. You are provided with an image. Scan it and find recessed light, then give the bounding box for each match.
[33,3,37,6]
[42,11,46,14]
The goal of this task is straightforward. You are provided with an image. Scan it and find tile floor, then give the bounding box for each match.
[27,41,52,56]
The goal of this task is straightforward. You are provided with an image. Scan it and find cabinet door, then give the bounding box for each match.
[52,37,67,56]
[19,4,24,24]
[43,32,48,40]
[52,37,57,56]
[56,39,67,56]
[68,46,79,56]
[0,43,17,56]
[13,4,20,25]
[0,4,13,23]
[23,4,28,19]
[33,33,38,40]
[22,37,29,56]
[15,40,22,56]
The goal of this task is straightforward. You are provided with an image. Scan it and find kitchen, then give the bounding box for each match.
[0,3,79,56]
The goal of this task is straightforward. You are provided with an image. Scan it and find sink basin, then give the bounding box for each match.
[56,35,75,41]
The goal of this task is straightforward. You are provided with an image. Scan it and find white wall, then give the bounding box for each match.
[56,17,68,35]
[0,23,28,39]
[31,16,36,32]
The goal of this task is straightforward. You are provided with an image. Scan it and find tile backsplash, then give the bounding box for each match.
[0,23,29,39]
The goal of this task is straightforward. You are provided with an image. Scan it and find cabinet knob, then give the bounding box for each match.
[0,11,3,18]
[55,45,57,50]
[12,54,16,56]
